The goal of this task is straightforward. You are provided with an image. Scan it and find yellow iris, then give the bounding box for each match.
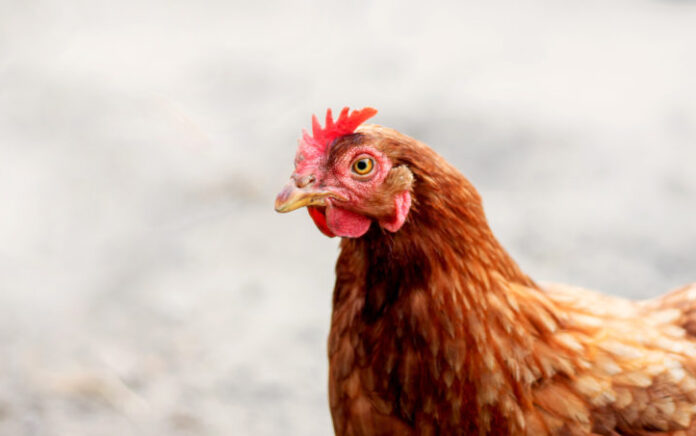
[352,157,374,175]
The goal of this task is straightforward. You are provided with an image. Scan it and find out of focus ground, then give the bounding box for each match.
[1,1,696,434]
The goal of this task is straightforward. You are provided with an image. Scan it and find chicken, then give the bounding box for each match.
[274,107,696,435]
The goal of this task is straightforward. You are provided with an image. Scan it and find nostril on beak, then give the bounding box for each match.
[295,174,316,188]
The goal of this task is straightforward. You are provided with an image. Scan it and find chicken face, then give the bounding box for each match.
[275,108,413,238]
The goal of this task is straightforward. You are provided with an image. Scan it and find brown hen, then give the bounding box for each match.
[275,107,696,436]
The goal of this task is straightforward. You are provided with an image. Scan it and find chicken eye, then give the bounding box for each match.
[351,157,374,176]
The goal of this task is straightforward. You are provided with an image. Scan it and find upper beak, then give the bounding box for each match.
[274,179,342,213]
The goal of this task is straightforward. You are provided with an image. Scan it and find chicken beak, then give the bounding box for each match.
[274,179,340,213]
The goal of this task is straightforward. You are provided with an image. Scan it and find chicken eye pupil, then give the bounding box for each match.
[352,157,374,175]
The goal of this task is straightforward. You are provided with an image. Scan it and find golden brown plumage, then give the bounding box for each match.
[275,109,696,435]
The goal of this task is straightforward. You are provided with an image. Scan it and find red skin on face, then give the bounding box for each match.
[293,108,412,238]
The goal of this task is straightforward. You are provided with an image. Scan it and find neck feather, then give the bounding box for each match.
[331,153,575,431]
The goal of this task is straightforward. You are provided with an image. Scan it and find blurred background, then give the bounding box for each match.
[1,0,696,434]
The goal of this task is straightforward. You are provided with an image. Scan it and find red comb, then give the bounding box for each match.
[301,107,378,155]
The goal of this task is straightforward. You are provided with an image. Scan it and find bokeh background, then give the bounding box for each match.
[2,0,696,434]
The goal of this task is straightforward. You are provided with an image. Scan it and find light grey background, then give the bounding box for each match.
[1,0,695,435]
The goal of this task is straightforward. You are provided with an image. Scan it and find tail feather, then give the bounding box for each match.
[641,283,696,337]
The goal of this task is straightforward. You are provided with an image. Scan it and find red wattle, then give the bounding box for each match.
[308,207,336,237]
[326,206,372,238]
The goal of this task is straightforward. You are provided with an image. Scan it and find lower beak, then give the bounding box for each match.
[274,180,341,213]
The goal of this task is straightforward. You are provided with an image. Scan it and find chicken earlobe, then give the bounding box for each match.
[379,190,411,233]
